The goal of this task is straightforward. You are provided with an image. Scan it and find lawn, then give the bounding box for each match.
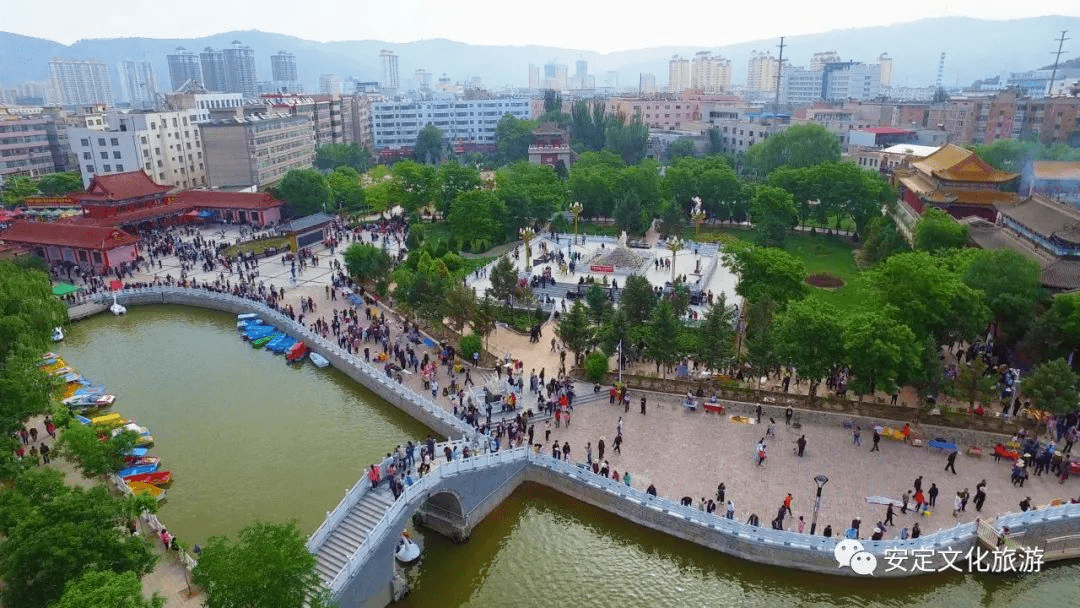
[222,236,291,258]
[712,227,876,313]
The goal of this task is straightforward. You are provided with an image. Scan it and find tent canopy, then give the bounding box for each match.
[52,282,80,296]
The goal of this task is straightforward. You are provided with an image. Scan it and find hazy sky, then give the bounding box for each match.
[8,0,1079,51]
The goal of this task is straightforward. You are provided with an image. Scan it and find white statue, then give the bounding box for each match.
[618,230,628,247]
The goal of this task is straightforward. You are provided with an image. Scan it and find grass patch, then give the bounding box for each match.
[493,306,546,333]
[576,222,623,237]
[223,236,291,257]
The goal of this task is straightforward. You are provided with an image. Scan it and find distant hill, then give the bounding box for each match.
[3,16,1079,96]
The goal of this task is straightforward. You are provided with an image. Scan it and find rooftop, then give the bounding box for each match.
[996,194,1080,244]
[0,220,139,250]
[77,171,172,202]
[281,212,334,233]
[881,144,940,157]
[911,144,1018,184]
[858,127,915,135]
[1031,161,1080,181]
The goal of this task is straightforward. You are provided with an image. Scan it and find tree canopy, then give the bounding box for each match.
[915,208,969,252]
[496,162,566,230]
[313,142,372,172]
[495,114,536,165]
[745,124,841,176]
[446,190,508,251]
[276,170,331,217]
[36,172,84,197]
[724,243,807,308]
[53,569,165,608]
[749,186,797,247]
[326,166,366,212]
[774,298,846,397]
[1023,358,1080,414]
[414,124,445,164]
[342,242,393,284]
[842,310,920,399]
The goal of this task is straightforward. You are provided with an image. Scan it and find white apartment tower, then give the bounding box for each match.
[747,51,780,92]
[319,74,342,95]
[878,53,893,88]
[809,51,843,71]
[380,50,400,90]
[49,58,113,106]
[528,64,541,89]
[668,55,691,92]
[639,73,657,95]
[690,52,732,93]
[166,48,202,92]
[270,51,300,92]
[222,42,258,97]
[119,60,158,109]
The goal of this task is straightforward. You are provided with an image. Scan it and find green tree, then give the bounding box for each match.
[1023,358,1080,414]
[869,251,988,345]
[585,284,611,324]
[472,298,498,349]
[557,301,594,365]
[745,123,841,177]
[390,160,438,217]
[658,199,686,238]
[487,256,518,303]
[459,334,483,363]
[0,469,157,608]
[414,124,445,164]
[35,172,83,196]
[192,520,328,608]
[53,569,165,608]
[750,186,797,247]
[861,213,910,265]
[620,274,655,326]
[914,207,969,252]
[543,90,561,113]
[693,295,737,371]
[568,152,623,218]
[436,162,482,216]
[605,118,649,165]
[960,249,1043,345]
[446,190,507,250]
[597,306,632,356]
[952,357,998,410]
[445,280,477,333]
[743,296,779,386]
[613,189,646,235]
[723,243,807,308]
[0,261,67,363]
[662,155,742,219]
[392,252,452,323]
[314,142,372,172]
[644,299,682,376]
[584,351,610,382]
[56,424,139,478]
[774,299,846,398]
[1,175,39,206]
[842,310,919,401]
[910,335,947,405]
[276,169,331,217]
[1020,291,1080,364]
[342,243,393,284]
[495,114,536,165]
[496,162,566,231]
[326,166,366,211]
[666,138,697,161]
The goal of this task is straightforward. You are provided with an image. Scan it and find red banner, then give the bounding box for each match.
[589,264,614,273]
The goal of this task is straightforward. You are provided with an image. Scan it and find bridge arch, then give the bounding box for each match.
[414,490,469,543]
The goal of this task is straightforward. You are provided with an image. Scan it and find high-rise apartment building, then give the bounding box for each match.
[166,48,202,91]
[48,58,113,106]
[747,51,780,92]
[380,50,400,91]
[877,54,893,88]
[200,48,227,92]
[639,73,657,95]
[271,51,298,83]
[809,51,842,71]
[528,64,540,89]
[67,108,211,189]
[668,55,691,92]
[370,97,530,150]
[319,74,342,95]
[542,63,568,90]
[0,112,55,180]
[575,60,588,89]
[604,71,619,90]
[223,43,258,97]
[414,70,432,92]
[690,52,732,93]
[200,113,315,188]
[119,60,158,109]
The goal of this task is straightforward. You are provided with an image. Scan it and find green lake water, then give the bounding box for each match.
[61,307,1079,607]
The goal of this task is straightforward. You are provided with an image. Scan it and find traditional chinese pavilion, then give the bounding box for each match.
[894,144,1020,222]
[528,122,575,169]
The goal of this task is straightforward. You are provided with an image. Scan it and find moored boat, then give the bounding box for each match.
[90,413,126,429]
[395,531,421,563]
[112,422,154,446]
[125,480,165,501]
[252,332,281,348]
[51,326,64,342]
[286,342,309,362]
[237,313,259,321]
[62,393,117,408]
[269,335,296,353]
[124,455,161,467]
[309,352,330,368]
[117,463,159,477]
[123,470,172,486]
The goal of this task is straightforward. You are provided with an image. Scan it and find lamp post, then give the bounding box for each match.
[810,474,829,535]
[691,196,706,240]
[519,226,535,269]
[666,236,683,286]
[569,201,583,247]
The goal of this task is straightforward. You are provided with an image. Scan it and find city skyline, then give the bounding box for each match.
[4,1,1078,53]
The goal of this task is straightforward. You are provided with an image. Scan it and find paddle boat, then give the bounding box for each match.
[126,480,166,501]
[124,455,161,467]
[395,531,421,563]
[125,447,149,458]
[252,332,281,348]
[270,336,296,354]
[75,414,93,426]
[244,325,276,340]
[90,413,126,429]
[266,333,290,352]
[309,352,330,368]
[51,326,64,342]
[112,422,154,446]
[37,352,61,366]
[62,393,116,408]
[286,342,309,362]
[123,470,172,486]
[117,463,159,477]
[109,293,126,316]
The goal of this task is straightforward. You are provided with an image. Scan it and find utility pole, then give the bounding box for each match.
[773,37,786,134]
[1048,31,1070,98]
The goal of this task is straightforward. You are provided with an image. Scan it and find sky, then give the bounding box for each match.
[6,0,1080,52]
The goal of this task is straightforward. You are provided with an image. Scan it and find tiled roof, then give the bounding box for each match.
[965,219,1051,267]
[1032,161,1080,181]
[1041,259,1080,290]
[176,191,283,210]
[79,171,172,201]
[281,212,334,233]
[912,144,1018,184]
[0,220,139,250]
[997,194,1080,242]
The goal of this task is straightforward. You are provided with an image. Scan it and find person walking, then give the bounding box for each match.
[901,491,911,514]
[597,437,606,461]
[726,500,735,520]
[39,442,50,464]
[928,483,939,507]
[913,475,923,493]
[756,441,767,466]
[945,450,958,474]
[613,434,622,454]
[755,404,762,424]
[884,502,895,527]
[795,435,807,457]
[853,425,861,446]
[914,488,926,513]
[960,488,970,512]
[617,417,623,437]
[952,492,963,517]
[870,428,881,452]
[974,480,987,512]
[640,395,647,415]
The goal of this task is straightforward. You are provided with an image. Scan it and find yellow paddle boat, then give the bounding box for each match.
[126,480,166,501]
[90,413,126,430]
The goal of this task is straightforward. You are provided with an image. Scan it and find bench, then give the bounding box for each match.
[703,402,724,414]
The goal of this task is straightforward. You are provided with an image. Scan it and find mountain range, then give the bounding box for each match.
[2,16,1079,96]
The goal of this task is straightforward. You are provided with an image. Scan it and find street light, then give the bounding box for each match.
[666,236,683,286]
[569,201,583,248]
[691,196,706,240]
[519,226,536,269]
[810,474,829,536]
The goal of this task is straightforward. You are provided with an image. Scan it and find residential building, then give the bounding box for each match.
[779,67,823,106]
[200,113,315,188]
[877,54,893,88]
[668,55,691,92]
[543,63,568,90]
[690,52,732,93]
[414,70,432,93]
[604,71,619,90]
[223,43,258,98]
[0,112,54,180]
[575,60,588,90]
[67,108,211,189]
[166,48,202,91]
[271,51,298,83]
[119,60,158,109]
[822,62,881,101]
[894,143,1019,223]
[604,97,699,131]
[847,127,917,149]
[851,142,939,174]
[528,64,540,89]
[370,97,530,151]
[350,94,378,150]
[48,58,113,107]
[166,91,247,113]
[380,50,400,91]
[262,93,349,147]
[939,91,1080,147]
[639,73,657,95]
[747,51,780,92]
[319,74,342,96]
[809,51,842,71]
[199,48,228,93]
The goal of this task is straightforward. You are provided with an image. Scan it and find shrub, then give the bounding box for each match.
[584,351,609,383]
[459,334,483,363]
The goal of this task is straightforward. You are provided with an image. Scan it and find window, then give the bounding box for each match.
[103,164,111,172]
[97,138,106,146]
[85,164,94,173]
[110,138,119,146]
[80,138,89,147]
[172,118,178,127]
[83,152,92,160]
[150,122,156,129]
[100,151,109,159]
[115,164,124,172]
[113,151,122,159]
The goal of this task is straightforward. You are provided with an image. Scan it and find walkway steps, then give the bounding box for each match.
[313,485,398,584]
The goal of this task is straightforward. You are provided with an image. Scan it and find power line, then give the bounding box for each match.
[772,36,785,134]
